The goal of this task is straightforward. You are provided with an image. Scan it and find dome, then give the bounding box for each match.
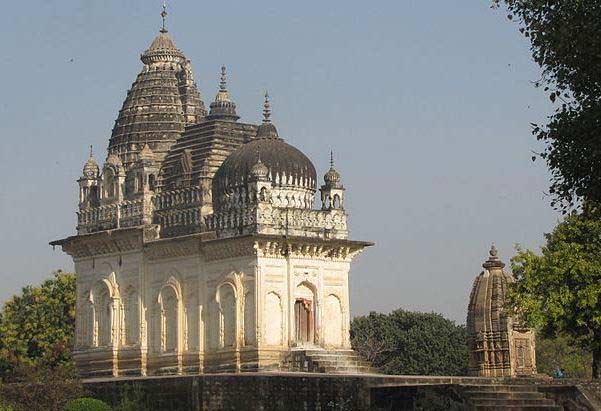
[324,167,342,187]
[212,136,317,206]
[250,158,269,180]
[83,156,99,178]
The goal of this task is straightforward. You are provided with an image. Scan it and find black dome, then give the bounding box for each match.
[212,136,317,203]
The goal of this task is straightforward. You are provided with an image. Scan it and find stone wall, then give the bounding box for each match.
[82,374,601,411]
[85,374,370,411]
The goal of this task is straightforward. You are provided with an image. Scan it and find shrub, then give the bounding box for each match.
[64,398,111,411]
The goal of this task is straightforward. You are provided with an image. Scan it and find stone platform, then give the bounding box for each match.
[83,373,601,410]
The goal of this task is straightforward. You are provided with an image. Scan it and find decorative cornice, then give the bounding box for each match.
[50,228,143,259]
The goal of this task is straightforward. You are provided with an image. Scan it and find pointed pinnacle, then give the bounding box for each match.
[160,1,168,33]
[263,91,271,123]
[220,65,227,91]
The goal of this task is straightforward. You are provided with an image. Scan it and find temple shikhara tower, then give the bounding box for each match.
[52,14,372,377]
[466,246,537,377]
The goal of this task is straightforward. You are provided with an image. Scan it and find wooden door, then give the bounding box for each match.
[295,299,312,344]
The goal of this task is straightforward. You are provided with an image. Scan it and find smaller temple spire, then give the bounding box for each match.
[263,91,272,123]
[208,65,239,120]
[214,65,232,102]
[160,1,168,33]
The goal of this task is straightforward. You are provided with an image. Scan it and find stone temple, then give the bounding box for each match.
[51,21,372,377]
[466,245,537,377]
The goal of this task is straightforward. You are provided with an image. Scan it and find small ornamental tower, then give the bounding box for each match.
[78,147,101,209]
[467,245,537,377]
[247,93,275,205]
[207,66,239,121]
[320,151,345,210]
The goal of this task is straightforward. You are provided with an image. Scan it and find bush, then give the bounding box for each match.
[351,309,469,376]
[64,398,111,411]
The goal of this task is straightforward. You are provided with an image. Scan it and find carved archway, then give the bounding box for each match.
[294,282,317,346]
[157,276,183,353]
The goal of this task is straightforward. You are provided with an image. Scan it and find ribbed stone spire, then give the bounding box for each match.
[466,245,536,377]
[107,23,206,168]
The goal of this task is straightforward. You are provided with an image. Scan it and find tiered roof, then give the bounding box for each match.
[107,29,206,168]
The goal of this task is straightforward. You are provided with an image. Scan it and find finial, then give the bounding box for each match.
[263,91,271,123]
[220,65,227,91]
[330,150,335,168]
[160,1,168,33]
[89,145,93,159]
[483,243,505,269]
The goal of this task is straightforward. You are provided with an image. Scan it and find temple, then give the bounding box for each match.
[466,246,537,377]
[51,12,372,377]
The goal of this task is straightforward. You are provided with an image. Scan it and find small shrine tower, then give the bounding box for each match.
[466,245,537,377]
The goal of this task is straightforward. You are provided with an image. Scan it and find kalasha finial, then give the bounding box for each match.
[220,65,227,91]
[330,150,335,168]
[160,1,168,33]
[263,91,271,123]
[89,145,94,158]
[483,243,505,269]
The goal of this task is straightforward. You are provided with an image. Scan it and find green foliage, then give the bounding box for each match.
[509,213,601,378]
[115,384,149,411]
[0,362,83,411]
[536,335,592,379]
[492,0,601,211]
[351,309,469,376]
[64,398,111,411]
[0,271,76,378]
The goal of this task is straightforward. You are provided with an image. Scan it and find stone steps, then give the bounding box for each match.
[282,349,377,374]
[461,384,563,411]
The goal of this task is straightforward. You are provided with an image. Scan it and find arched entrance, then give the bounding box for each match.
[294,282,316,346]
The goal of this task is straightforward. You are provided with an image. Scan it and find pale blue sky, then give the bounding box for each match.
[0,0,559,323]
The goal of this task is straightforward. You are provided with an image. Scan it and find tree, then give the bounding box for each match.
[536,335,592,379]
[351,309,469,376]
[492,1,601,212]
[509,213,601,378]
[0,271,76,377]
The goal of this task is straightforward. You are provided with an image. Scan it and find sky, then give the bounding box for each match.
[0,0,560,323]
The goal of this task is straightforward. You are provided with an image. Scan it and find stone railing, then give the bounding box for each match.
[206,205,348,240]
[153,187,203,236]
[77,199,150,234]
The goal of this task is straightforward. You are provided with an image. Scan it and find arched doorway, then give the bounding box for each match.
[294,283,316,346]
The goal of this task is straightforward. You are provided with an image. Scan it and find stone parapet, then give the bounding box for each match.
[77,199,151,234]
[207,206,348,240]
